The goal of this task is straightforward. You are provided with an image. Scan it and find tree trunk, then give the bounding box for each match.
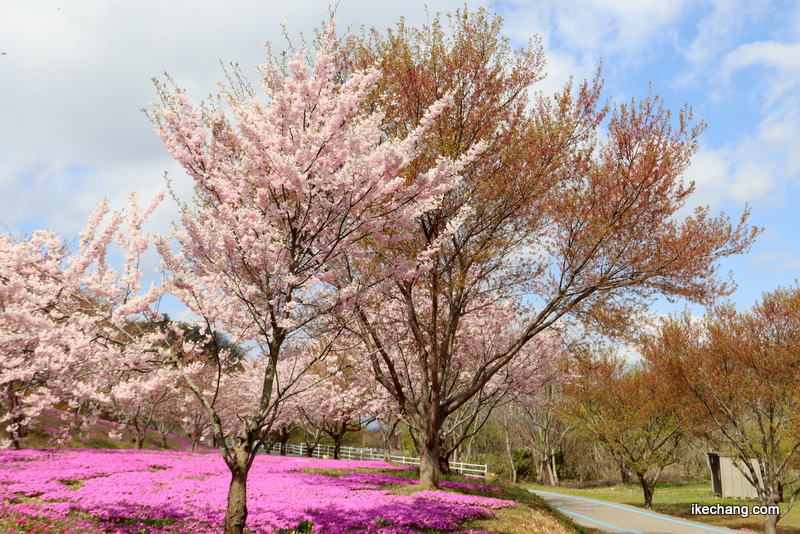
[438,453,451,475]
[549,449,559,486]
[6,385,23,450]
[419,442,440,489]
[304,427,322,457]
[763,512,779,534]
[279,427,290,456]
[133,425,146,450]
[8,432,20,450]
[505,429,517,484]
[538,454,549,485]
[620,462,631,484]
[379,417,398,464]
[636,472,655,510]
[333,436,342,460]
[381,428,391,462]
[224,463,249,534]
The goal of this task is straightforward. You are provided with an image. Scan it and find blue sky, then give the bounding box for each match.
[1,0,798,320]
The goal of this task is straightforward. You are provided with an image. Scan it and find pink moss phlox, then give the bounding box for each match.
[0,450,504,533]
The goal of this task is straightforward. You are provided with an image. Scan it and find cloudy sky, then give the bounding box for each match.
[1,0,798,318]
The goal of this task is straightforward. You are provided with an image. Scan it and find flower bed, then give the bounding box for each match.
[0,449,510,533]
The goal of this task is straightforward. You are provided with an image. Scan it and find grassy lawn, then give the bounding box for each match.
[527,480,800,534]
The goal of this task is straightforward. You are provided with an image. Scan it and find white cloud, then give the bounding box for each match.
[716,35,800,204]
[749,251,800,274]
[682,0,751,67]
[722,40,800,78]
[730,160,777,202]
[498,0,689,68]
[683,128,789,211]
[681,145,730,209]
[0,0,486,239]
[671,3,800,211]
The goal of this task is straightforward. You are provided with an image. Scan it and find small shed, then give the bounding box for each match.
[707,452,762,498]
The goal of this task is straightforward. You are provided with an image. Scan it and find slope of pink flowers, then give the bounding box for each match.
[0,449,511,533]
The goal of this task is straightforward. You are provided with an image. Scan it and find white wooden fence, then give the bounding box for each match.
[385,453,488,479]
[261,441,487,479]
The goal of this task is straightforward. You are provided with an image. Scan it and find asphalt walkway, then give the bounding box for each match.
[531,490,746,534]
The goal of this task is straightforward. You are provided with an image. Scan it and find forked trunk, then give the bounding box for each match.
[537,454,550,485]
[636,472,655,510]
[504,428,517,484]
[549,450,559,486]
[134,430,146,450]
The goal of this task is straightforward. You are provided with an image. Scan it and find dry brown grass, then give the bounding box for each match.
[461,500,579,534]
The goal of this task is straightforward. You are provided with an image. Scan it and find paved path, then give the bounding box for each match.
[531,490,745,534]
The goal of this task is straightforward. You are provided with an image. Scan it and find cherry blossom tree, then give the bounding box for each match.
[294,353,381,459]
[107,368,181,449]
[178,389,213,451]
[355,290,566,482]
[0,232,71,449]
[0,192,163,449]
[147,21,472,534]
[342,8,760,488]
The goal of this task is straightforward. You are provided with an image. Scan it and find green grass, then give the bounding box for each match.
[527,480,800,533]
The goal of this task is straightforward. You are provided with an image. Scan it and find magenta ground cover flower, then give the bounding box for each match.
[0,449,510,533]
